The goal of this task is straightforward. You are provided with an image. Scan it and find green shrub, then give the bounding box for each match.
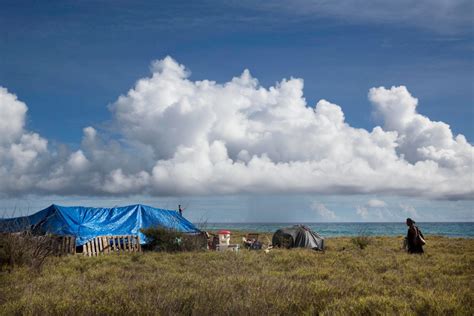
[0,232,56,272]
[140,226,206,252]
[351,234,371,250]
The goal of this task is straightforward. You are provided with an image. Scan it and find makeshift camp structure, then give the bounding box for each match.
[0,204,201,248]
[272,225,324,250]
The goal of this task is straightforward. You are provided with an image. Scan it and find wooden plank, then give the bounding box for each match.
[135,236,140,252]
[131,236,135,252]
[102,237,106,254]
[63,237,67,255]
[98,236,103,255]
[63,237,68,255]
[107,236,111,253]
[116,236,121,251]
[65,237,70,255]
[71,237,76,255]
[137,236,141,252]
[59,237,63,255]
[89,240,93,256]
[95,238,99,256]
[96,237,100,255]
[111,237,116,252]
[93,237,99,256]
[102,237,108,254]
[125,236,131,252]
[108,237,112,252]
[69,236,73,254]
[91,238,97,257]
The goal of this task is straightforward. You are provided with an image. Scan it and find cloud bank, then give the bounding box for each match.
[0,57,472,199]
[248,0,473,35]
[355,198,421,221]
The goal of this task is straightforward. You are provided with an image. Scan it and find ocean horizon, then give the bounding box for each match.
[198,222,474,238]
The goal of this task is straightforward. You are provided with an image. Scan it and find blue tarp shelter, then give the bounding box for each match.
[0,204,200,246]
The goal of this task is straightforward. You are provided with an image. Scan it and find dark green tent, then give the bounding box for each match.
[272,225,324,250]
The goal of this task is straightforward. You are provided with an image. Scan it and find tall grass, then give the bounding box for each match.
[0,235,472,315]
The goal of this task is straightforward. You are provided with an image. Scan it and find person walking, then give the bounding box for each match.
[405,218,425,254]
[178,205,183,216]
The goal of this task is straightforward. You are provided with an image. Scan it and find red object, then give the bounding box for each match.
[218,230,231,235]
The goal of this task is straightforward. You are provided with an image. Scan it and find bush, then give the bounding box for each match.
[351,233,371,250]
[0,231,57,272]
[141,226,207,252]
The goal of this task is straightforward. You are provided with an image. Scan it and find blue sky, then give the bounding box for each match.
[0,1,473,222]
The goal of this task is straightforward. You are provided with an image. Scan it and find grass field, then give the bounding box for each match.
[1,234,473,315]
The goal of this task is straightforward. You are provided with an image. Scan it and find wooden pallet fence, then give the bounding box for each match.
[83,235,141,256]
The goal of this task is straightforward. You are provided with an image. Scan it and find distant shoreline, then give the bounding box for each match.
[199,222,474,238]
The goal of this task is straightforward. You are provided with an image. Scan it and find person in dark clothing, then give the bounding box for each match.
[178,205,183,216]
[405,218,424,254]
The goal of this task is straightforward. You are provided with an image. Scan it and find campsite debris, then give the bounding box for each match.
[213,230,239,252]
[242,233,262,250]
[207,232,219,250]
[218,230,231,245]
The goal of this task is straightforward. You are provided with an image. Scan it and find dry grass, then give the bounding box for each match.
[0,235,473,315]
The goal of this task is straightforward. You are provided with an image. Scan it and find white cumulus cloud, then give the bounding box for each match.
[0,56,472,200]
[366,199,387,208]
[311,202,337,220]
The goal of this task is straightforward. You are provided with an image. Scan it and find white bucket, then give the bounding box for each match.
[218,230,231,245]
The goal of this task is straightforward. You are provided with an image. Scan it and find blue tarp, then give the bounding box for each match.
[0,204,201,246]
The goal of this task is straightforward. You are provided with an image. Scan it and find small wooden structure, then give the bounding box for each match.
[82,235,141,256]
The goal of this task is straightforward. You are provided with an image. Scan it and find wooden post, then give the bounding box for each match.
[87,240,92,257]
[117,236,122,252]
[66,237,71,255]
[98,237,103,255]
[137,236,141,252]
[126,236,131,252]
[63,237,68,255]
[63,237,67,255]
[102,237,108,254]
[91,239,96,257]
[71,237,76,255]
[90,240,94,257]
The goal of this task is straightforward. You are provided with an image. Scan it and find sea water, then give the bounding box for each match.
[200,222,474,238]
